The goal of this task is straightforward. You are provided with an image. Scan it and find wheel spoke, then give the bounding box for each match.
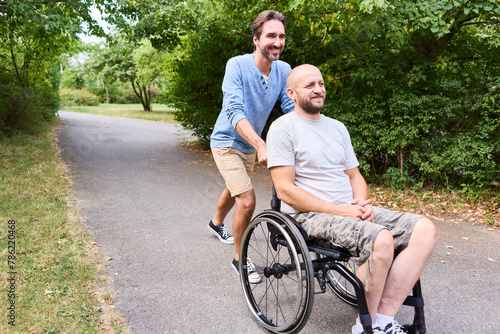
[239,214,314,333]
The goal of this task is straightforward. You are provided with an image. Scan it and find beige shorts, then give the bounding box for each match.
[211,147,256,197]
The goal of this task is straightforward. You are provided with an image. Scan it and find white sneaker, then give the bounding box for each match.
[352,324,385,334]
[382,320,407,334]
[207,220,234,244]
[232,258,261,284]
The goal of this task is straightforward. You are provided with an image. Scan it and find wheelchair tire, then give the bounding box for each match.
[325,258,359,306]
[239,211,314,334]
[313,253,358,306]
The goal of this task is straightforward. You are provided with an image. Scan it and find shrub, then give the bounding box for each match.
[60,87,100,106]
[87,86,139,104]
[0,74,60,135]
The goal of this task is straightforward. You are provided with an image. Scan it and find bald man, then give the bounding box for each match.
[266,65,436,334]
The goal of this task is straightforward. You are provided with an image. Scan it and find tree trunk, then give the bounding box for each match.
[131,79,147,111]
[142,86,150,111]
[397,146,404,177]
[105,82,109,104]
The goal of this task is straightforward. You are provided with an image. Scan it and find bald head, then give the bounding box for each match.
[287,64,323,90]
[286,64,326,118]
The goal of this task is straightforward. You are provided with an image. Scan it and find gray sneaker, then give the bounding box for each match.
[208,220,234,244]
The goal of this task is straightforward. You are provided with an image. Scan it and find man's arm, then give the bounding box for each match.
[270,165,368,220]
[345,167,374,222]
[235,119,267,163]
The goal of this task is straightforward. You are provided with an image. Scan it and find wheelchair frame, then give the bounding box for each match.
[238,188,426,334]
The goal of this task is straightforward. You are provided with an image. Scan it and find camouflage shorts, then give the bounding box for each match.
[294,207,423,266]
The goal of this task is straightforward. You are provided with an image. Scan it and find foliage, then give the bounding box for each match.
[83,38,163,111]
[60,87,100,106]
[288,0,500,189]
[100,0,500,192]
[98,0,201,49]
[87,85,139,104]
[0,73,60,134]
[0,0,104,134]
[131,40,164,110]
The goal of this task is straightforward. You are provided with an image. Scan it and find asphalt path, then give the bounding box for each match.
[56,111,499,334]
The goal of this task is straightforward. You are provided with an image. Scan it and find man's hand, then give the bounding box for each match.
[351,198,375,222]
[235,118,267,164]
[256,142,267,164]
[338,204,369,221]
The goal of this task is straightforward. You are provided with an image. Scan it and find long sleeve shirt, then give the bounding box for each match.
[210,53,294,153]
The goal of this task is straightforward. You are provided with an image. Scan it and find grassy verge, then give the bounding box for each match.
[60,103,176,123]
[0,131,128,333]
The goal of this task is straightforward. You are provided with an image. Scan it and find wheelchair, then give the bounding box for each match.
[238,187,426,334]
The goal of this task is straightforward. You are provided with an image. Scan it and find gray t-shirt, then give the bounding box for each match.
[267,112,359,215]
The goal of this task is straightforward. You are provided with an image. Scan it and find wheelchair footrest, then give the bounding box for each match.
[403,295,424,308]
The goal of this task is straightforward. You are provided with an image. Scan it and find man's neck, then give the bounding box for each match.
[253,52,273,76]
[295,108,322,120]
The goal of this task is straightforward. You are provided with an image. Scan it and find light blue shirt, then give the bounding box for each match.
[210,53,294,153]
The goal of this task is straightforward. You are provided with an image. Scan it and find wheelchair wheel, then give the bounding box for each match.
[314,252,358,306]
[326,258,358,306]
[239,211,314,334]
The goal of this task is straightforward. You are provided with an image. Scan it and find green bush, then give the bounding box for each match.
[87,86,139,104]
[60,87,100,106]
[0,74,60,135]
[381,167,416,190]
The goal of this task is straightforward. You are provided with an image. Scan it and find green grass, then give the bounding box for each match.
[0,132,128,333]
[60,103,177,123]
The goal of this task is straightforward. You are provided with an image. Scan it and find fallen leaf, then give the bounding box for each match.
[462,237,469,240]
[441,260,447,264]
[446,245,453,249]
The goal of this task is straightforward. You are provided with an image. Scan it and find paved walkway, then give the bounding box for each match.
[57,111,499,333]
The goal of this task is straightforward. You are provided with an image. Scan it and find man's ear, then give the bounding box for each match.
[253,35,259,48]
[286,87,296,101]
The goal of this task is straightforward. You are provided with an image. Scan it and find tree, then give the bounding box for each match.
[270,0,499,188]
[85,43,119,104]
[0,0,104,133]
[131,40,163,111]
[97,0,500,190]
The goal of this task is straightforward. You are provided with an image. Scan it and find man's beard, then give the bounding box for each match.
[299,95,324,115]
[259,45,283,61]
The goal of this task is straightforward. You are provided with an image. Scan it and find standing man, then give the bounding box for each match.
[267,64,436,334]
[208,10,294,283]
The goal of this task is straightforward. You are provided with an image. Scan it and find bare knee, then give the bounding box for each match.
[411,218,437,251]
[235,190,256,215]
[372,229,394,264]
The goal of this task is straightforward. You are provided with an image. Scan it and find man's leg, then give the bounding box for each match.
[212,187,235,226]
[377,217,436,317]
[356,228,394,325]
[232,189,256,260]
